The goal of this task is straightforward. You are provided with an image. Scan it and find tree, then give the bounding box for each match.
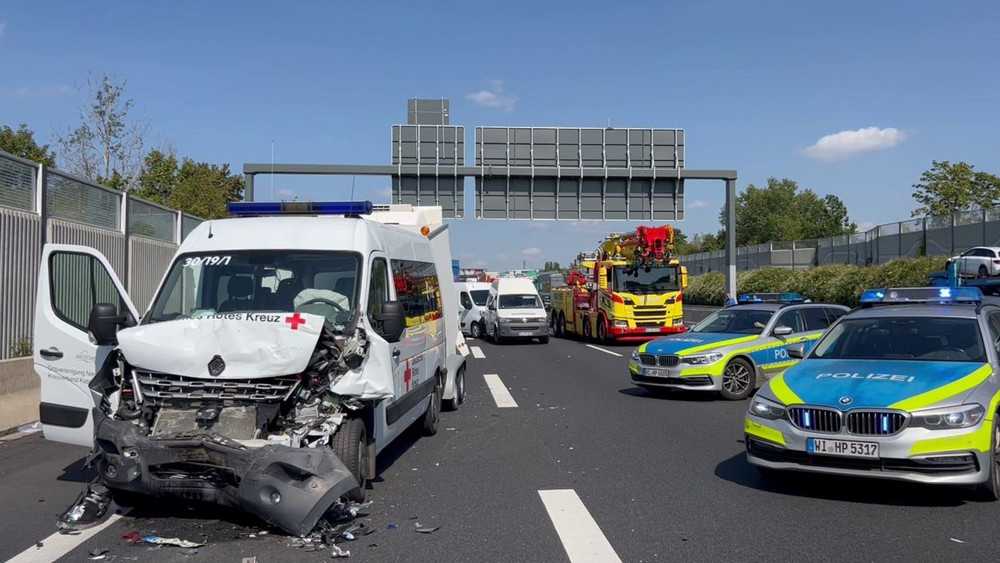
[0,124,57,166]
[56,74,149,190]
[542,261,562,272]
[134,150,244,219]
[719,177,856,246]
[911,160,1000,217]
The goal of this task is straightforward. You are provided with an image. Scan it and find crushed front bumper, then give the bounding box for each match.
[744,416,991,485]
[93,412,357,536]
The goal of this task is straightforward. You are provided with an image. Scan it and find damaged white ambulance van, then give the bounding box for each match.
[34,201,468,536]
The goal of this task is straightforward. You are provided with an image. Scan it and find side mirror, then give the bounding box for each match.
[463,301,473,310]
[488,303,496,311]
[88,303,126,346]
[373,301,406,343]
[788,342,806,359]
[773,325,793,337]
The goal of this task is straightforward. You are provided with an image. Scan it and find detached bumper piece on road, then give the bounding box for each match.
[94,413,358,537]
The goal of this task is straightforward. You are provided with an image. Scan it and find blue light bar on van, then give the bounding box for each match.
[859,287,983,305]
[227,201,373,217]
[737,292,805,304]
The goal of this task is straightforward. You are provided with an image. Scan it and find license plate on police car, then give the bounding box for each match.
[807,438,879,459]
[645,368,669,378]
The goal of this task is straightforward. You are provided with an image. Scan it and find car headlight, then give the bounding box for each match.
[910,404,986,429]
[631,349,641,363]
[748,396,787,420]
[680,352,723,365]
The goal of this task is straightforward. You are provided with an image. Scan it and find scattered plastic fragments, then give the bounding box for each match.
[242,558,257,563]
[331,545,351,558]
[951,538,965,544]
[141,536,206,549]
[387,524,398,531]
[121,532,141,544]
[18,421,42,434]
[181,548,200,556]
[57,482,113,531]
[415,526,440,534]
[87,548,109,560]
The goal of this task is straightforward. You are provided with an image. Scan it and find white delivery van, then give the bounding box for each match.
[32,201,468,536]
[483,277,549,344]
[456,281,491,339]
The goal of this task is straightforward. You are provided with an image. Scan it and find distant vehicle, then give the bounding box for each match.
[947,247,1000,277]
[630,293,849,400]
[537,271,565,312]
[457,281,491,339]
[484,277,549,344]
[746,286,1000,500]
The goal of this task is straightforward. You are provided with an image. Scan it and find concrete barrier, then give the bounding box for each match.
[0,357,39,434]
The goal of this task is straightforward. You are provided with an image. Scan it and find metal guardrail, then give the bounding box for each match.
[681,209,1000,274]
[0,149,204,359]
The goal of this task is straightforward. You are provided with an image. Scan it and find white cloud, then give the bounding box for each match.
[7,84,75,99]
[521,247,543,258]
[466,79,517,111]
[801,127,907,162]
[689,200,708,209]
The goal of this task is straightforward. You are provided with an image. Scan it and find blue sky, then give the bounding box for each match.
[2,1,998,270]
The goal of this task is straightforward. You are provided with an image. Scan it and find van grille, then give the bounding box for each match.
[134,371,299,403]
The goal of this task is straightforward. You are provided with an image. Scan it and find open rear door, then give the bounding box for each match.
[34,244,138,446]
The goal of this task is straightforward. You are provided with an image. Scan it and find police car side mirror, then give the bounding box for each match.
[787,343,806,359]
[88,303,126,346]
[373,301,406,343]
[773,325,793,337]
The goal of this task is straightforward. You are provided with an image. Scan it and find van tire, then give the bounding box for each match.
[493,323,505,344]
[470,322,482,339]
[332,418,367,502]
[538,335,549,344]
[421,376,442,436]
[444,365,465,411]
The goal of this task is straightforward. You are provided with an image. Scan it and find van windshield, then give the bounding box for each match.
[147,250,360,327]
[500,294,542,309]
[470,290,490,306]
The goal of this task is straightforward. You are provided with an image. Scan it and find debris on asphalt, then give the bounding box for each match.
[121,532,141,544]
[141,535,206,549]
[87,547,109,560]
[57,481,113,532]
[181,548,200,556]
[331,545,351,558]
[18,421,42,434]
[415,526,440,534]
[951,538,965,544]
[342,532,355,541]
[242,558,257,563]
[387,524,398,530]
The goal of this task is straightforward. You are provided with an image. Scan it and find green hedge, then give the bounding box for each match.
[684,256,948,308]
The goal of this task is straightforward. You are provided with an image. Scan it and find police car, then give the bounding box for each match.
[629,293,849,400]
[745,287,1000,499]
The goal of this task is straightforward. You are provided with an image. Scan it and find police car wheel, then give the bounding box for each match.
[974,418,1000,501]
[720,358,755,400]
[332,418,367,502]
[471,322,482,339]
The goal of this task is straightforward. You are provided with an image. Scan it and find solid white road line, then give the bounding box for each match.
[483,373,518,408]
[585,344,623,357]
[538,489,623,563]
[9,513,124,563]
[470,346,486,359]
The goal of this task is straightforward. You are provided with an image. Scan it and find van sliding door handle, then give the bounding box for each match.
[392,349,401,359]
[40,347,63,360]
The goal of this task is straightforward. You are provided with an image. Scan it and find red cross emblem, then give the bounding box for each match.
[404,360,412,393]
[285,313,306,330]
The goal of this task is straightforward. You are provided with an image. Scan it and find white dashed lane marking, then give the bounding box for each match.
[539,489,623,563]
[471,346,486,359]
[483,373,518,408]
[585,344,623,357]
[10,514,124,563]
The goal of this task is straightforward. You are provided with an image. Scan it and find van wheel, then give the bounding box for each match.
[974,417,1000,501]
[720,358,755,400]
[332,418,368,502]
[444,365,465,411]
[538,335,549,344]
[421,377,442,436]
[470,321,482,339]
[493,323,505,344]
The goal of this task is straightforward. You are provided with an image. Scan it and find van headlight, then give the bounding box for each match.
[748,396,787,420]
[910,404,985,429]
[499,317,513,324]
[680,352,723,365]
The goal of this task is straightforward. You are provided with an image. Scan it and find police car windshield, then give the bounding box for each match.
[147,251,360,326]
[470,290,490,306]
[811,317,987,363]
[612,266,680,294]
[500,294,542,309]
[691,308,774,335]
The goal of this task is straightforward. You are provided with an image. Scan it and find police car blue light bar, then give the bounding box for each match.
[227,201,374,217]
[737,292,806,304]
[859,286,984,305]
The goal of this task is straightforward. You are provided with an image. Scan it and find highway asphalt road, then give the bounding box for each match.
[4,323,1000,561]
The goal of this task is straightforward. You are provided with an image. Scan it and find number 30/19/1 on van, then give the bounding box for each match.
[33,202,469,536]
